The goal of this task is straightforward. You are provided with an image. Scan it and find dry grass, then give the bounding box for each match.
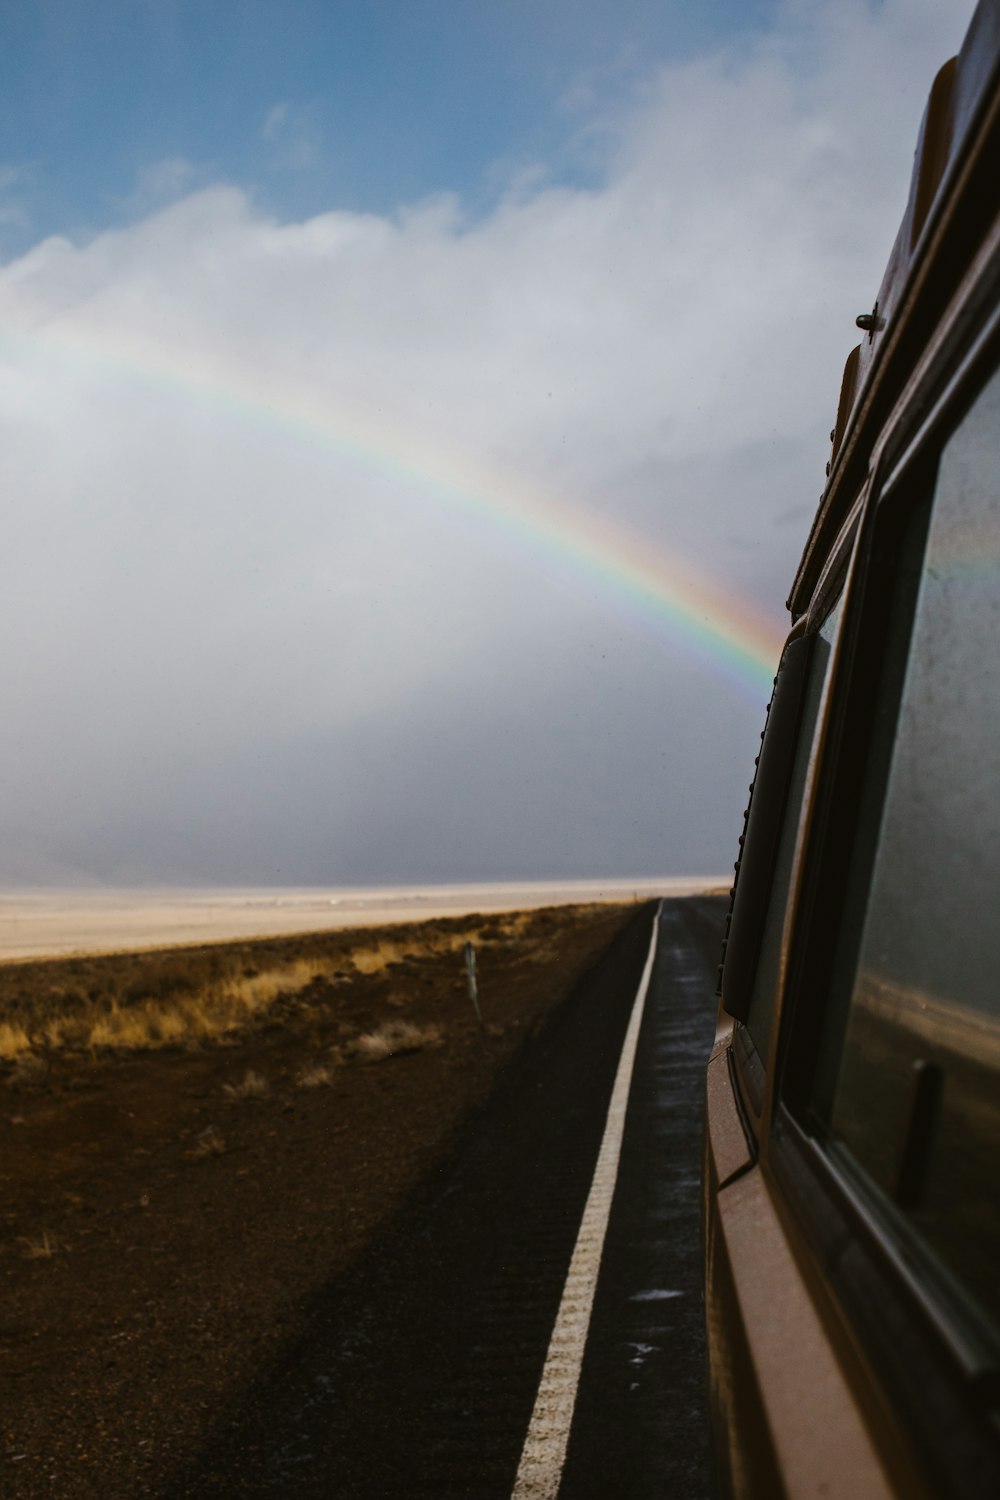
[0,905,599,1064]
[0,952,334,1061]
[18,1230,60,1260]
[347,914,530,975]
[0,1020,32,1060]
[7,1053,46,1088]
[222,1070,269,1101]
[350,1020,443,1063]
[349,937,456,974]
[297,1064,334,1089]
[184,1125,227,1160]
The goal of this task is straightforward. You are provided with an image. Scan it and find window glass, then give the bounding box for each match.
[744,592,843,1061]
[818,361,1000,1329]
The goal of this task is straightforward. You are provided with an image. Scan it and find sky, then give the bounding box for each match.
[0,0,978,887]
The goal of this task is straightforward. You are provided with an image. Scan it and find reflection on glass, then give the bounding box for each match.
[744,593,843,1062]
[828,361,1000,1329]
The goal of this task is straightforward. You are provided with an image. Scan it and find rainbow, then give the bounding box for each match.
[1,312,785,700]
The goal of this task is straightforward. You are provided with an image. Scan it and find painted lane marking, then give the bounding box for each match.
[510,903,662,1500]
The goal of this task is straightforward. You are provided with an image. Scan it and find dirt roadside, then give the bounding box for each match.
[0,901,634,1498]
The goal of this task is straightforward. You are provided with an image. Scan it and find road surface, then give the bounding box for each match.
[162,895,725,1499]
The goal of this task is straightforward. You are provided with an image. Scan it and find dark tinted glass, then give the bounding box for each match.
[744,593,843,1062]
[819,361,1000,1329]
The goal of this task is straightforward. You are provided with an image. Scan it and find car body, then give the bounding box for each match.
[704,3,1000,1496]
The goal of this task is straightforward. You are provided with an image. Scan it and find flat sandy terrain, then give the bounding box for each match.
[0,901,641,1498]
[0,878,725,961]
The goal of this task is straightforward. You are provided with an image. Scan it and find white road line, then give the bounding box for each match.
[510,902,662,1500]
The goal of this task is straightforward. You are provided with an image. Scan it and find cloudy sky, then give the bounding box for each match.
[0,0,976,887]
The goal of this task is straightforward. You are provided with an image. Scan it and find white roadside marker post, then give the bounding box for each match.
[464,941,483,1028]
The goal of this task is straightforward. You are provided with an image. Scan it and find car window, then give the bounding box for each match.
[811,359,1000,1332]
[742,592,844,1064]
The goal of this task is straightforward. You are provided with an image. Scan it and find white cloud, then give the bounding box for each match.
[0,164,31,240]
[119,155,202,216]
[261,102,289,140]
[0,0,976,883]
[260,100,322,173]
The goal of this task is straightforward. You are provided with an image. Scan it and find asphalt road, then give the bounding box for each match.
[162,895,725,1499]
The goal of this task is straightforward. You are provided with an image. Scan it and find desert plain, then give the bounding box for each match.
[0,895,652,1498]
